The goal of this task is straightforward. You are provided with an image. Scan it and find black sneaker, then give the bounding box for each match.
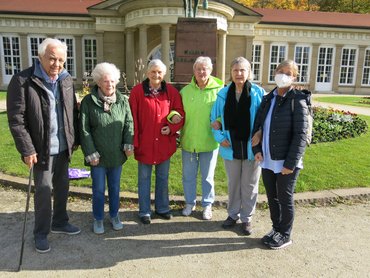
[140,216,151,224]
[222,216,239,229]
[241,222,252,236]
[261,229,277,245]
[51,223,81,235]
[155,211,173,220]
[268,232,292,250]
[35,237,51,253]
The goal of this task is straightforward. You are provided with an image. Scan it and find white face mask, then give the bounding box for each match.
[274,74,294,88]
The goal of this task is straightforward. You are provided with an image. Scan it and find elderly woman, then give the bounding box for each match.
[80,62,134,234]
[211,57,265,235]
[180,56,223,220]
[129,59,184,225]
[252,60,310,249]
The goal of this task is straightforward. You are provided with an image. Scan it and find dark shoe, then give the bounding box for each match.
[51,223,81,235]
[222,216,239,229]
[261,229,277,245]
[155,211,173,220]
[268,232,292,250]
[35,237,51,253]
[241,222,252,236]
[140,216,151,225]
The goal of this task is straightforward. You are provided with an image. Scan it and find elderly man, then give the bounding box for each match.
[7,38,80,253]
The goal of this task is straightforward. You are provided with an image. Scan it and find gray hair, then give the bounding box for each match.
[230,56,254,81]
[147,59,167,75]
[275,59,299,77]
[91,62,121,85]
[193,56,213,71]
[38,38,67,59]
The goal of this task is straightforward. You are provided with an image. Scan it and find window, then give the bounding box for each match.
[252,43,263,82]
[55,36,75,77]
[269,44,287,82]
[148,42,175,81]
[28,36,46,66]
[1,35,21,81]
[339,47,357,85]
[361,48,370,86]
[294,45,311,83]
[83,37,97,76]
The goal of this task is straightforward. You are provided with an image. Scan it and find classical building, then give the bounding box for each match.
[1,0,370,94]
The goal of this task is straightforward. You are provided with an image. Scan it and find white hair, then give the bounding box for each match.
[193,56,213,71]
[38,38,67,59]
[147,59,167,75]
[230,56,254,81]
[91,62,121,85]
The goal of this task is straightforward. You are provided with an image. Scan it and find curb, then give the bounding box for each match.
[1,172,369,208]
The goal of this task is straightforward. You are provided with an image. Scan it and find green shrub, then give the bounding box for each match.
[312,107,368,143]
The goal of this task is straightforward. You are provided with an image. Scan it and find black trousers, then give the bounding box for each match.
[261,168,300,237]
[33,151,70,239]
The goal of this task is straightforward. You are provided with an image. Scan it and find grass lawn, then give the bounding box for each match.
[313,95,370,108]
[0,111,369,196]
[0,91,6,101]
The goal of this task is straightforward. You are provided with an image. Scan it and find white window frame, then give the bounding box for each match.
[339,46,358,86]
[55,36,76,78]
[361,47,370,86]
[28,35,46,66]
[0,34,22,84]
[251,42,263,83]
[269,43,288,82]
[294,44,311,84]
[82,36,97,77]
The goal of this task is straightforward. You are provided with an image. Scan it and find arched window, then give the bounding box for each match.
[148,41,175,81]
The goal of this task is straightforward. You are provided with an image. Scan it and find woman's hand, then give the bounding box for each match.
[254,152,263,162]
[251,130,262,147]
[90,159,99,166]
[281,167,293,175]
[171,114,182,124]
[124,150,133,157]
[211,120,221,130]
[161,126,170,135]
[220,139,230,147]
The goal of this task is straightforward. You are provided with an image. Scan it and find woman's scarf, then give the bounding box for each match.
[142,78,167,97]
[224,81,251,141]
[98,88,116,112]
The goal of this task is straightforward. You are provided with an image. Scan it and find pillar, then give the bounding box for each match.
[217,30,227,83]
[161,24,171,82]
[125,28,135,86]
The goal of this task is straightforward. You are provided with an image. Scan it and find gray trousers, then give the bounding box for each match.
[224,159,261,223]
[33,151,69,239]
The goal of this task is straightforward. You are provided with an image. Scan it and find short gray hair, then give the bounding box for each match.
[38,38,67,59]
[91,62,121,85]
[230,56,254,81]
[147,59,167,75]
[193,56,213,71]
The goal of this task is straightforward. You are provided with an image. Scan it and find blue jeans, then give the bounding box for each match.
[91,165,122,220]
[138,160,170,217]
[182,149,218,207]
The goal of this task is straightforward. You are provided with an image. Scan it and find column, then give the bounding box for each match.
[288,42,295,61]
[309,43,320,92]
[125,28,135,86]
[332,44,344,92]
[19,33,28,69]
[139,25,148,66]
[245,35,254,62]
[74,35,83,84]
[96,32,104,64]
[161,24,171,82]
[261,41,271,87]
[354,46,366,94]
[217,30,227,83]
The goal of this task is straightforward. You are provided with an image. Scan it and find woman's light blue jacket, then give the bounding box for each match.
[210,82,265,161]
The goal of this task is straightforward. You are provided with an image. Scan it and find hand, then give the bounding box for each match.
[161,126,170,135]
[220,139,230,147]
[72,145,79,151]
[90,159,99,166]
[252,130,262,147]
[211,120,221,130]
[171,114,182,124]
[24,154,37,168]
[281,167,293,175]
[254,152,263,162]
[124,150,133,157]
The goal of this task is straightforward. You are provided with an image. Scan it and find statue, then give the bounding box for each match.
[183,0,208,18]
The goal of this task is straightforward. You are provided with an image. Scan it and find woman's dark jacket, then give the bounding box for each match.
[252,88,310,170]
[7,65,79,170]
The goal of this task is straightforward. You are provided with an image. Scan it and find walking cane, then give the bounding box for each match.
[17,165,33,272]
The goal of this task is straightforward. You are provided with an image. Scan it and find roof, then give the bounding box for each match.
[0,0,102,16]
[252,8,370,29]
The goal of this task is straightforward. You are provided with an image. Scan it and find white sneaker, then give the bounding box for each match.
[182,204,195,216]
[202,205,212,220]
